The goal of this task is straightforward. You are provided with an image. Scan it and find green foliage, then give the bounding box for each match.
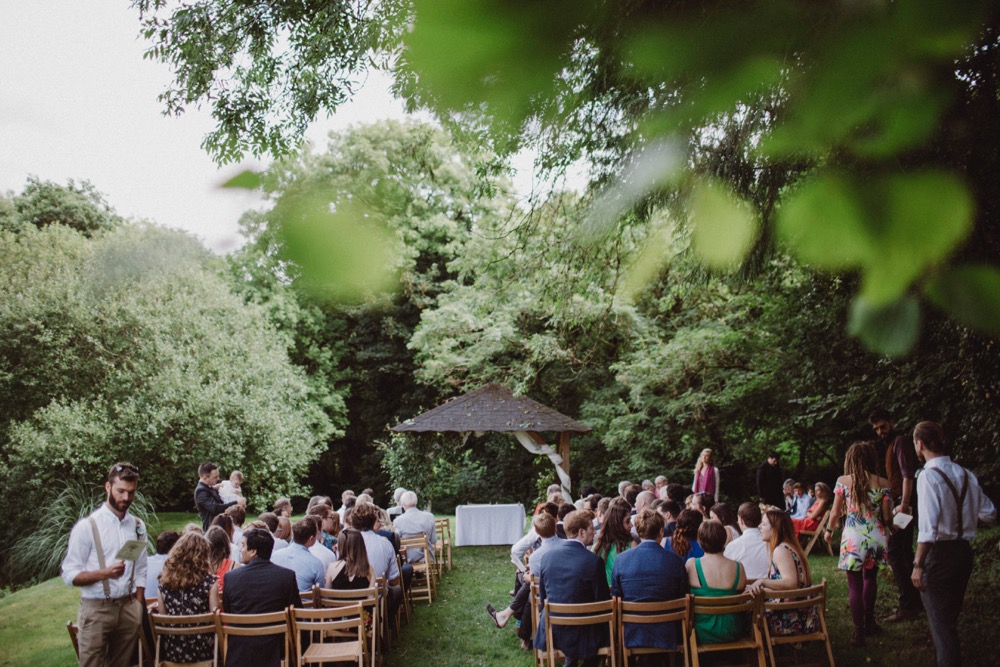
[0,222,331,584]
[5,481,157,586]
[4,177,122,237]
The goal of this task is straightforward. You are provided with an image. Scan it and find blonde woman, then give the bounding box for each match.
[692,448,720,503]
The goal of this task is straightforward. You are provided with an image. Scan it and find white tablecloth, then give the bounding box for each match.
[454,504,526,546]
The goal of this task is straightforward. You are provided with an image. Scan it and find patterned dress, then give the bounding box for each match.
[834,481,889,571]
[159,573,217,663]
[764,544,818,636]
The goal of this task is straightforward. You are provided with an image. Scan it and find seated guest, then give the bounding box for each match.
[664,509,705,562]
[487,513,560,650]
[789,483,814,519]
[222,529,302,667]
[224,505,246,553]
[782,479,797,514]
[352,503,403,617]
[275,516,292,542]
[556,503,575,539]
[534,510,610,664]
[641,479,656,492]
[617,480,632,497]
[211,513,240,563]
[512,502,560,562]
[325,528,375,589]
[624,484,642,509]
[791,482,832,536]
[307,504,340,552]
[393,491,437,562]
[271,518,326,591]
[534,484,563,515]
[688,520,747,643]
[594,498,633,585]
[218,471,244,503]
[747,509,818,637]
[157,533,219,664]
[206,526,239,601]
[655,475,669,494]
[709,503,742,545]
[594,497,611,532]
[303,515,336,571]
[657,501,682,541]
[257,513,289,551]
[665,483,688,505]
[337,490,356,522]
[723,502,770,580]
[146,530,180,600]
[272,497,292,518]
[387,487,407,519]
[305,495,328,514]
[612,509,687,652]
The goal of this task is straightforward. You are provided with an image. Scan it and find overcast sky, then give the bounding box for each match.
[0,2,426,253]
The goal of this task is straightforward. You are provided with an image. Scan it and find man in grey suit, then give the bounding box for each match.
[392,490,437,563]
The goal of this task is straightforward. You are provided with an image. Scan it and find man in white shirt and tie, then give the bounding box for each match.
[912,421,996,667]
[61,462,149,667]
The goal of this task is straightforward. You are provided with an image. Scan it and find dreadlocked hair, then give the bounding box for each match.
[844,441,879,514]
[671,509,704,559]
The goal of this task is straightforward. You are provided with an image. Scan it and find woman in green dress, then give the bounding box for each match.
[593,497,633,585]
[687,519,746,643]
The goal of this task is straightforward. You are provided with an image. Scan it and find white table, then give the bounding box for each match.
[454,503,526,546]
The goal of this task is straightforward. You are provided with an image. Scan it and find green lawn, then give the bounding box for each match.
[3,516,998,666]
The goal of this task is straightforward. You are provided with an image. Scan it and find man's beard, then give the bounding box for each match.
[108,493,133,513]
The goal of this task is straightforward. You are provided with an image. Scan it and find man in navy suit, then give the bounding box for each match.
[221,528,302,667]
[612,508,688,655]
[534,509,610,666]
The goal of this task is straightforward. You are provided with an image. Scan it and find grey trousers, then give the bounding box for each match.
[920,540,973,667]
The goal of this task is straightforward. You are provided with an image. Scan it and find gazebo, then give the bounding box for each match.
[390,383,591,499]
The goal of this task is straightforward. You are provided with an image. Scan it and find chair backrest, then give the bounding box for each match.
[149,611,219,667]
[691,591,758,618]
[543,599,617,667]
[760,579,833,667]
[290,603,365,664]
[399,534,432,563]
[617,595,691,664]
[66,621,80,659]
[216,609,291,665]
[299,586,316,609]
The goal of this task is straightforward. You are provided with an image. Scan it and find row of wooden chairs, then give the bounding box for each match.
[529,580,835,667]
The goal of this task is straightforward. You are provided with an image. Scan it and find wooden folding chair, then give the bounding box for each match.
[216,609,292,667]
[290,603,365,666]
[435,518,452,573]
[395,553,412,626]
[760,580,835,667]
[689,593,766,667]
[530,581,544,667]
[148,610,219,667]
[542,598,617,667]
[617,595,691,667]
[300,586,316,609]
[314,586,380,667]
[800,510,834,556]
[67,621,80,659]
[399,535,435,605]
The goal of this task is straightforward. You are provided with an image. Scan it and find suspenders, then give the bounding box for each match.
[87,515,139,600]
[927,466,969,540]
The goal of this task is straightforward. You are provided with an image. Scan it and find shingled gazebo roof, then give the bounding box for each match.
[390,383,591,434]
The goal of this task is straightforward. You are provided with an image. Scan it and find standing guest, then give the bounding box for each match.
[271,518,326,591]
[225,505,246,555]
[534,510,610,666]
[61,462,147,667]
[792,482,832,537]
[146,530,180,600]
[869,407,923,623]
[211,514,240,563]
[392,490,437,563]
[756,453,784,508]
[747,509,817,637]
[692,448,720,503]
[218,471,244,504]
[612,509,687,654]
[222,529,301,667]
[272,497,292,518]
[825,441,891,646]
[912,421,996,667]
[664,509,705,562]
[593,498,633,585]
[710,503,742,545]
[325,528,375,589]
[689,520,746,644]
[194,462,245,531]
[206,526,239,602]
[156,532,219,664]
[724,503,771,580]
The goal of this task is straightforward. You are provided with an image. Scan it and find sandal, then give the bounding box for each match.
[486,603,501,628]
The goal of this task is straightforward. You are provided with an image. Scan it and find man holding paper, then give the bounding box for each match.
[61,462,148,667]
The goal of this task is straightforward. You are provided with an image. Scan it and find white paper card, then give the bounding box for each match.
[893,512,912,529]
[114,540,148,561]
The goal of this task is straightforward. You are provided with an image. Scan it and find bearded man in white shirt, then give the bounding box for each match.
[61,462,148,667]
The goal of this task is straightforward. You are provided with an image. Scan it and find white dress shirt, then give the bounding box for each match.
[61,503,148,599]
[361,530,400,582]
[722,527,770,580]
[917,456,997,543]
[511,527,539,562]
[309,541,336,570]
[145,553,167,599]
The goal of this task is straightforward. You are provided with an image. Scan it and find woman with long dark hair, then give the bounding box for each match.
[747,509,817,637]
[205,526,239,601]
[664,509,705,562]
[592,498,633,585]
[156,533,218,663]
[825,441,891,646]
[709,502,741,545]
[325,528,375,589]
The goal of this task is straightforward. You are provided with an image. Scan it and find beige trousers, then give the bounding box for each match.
[76,596,141,667]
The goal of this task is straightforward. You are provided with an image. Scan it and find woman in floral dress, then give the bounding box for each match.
[156,532,219,663]
[747,509,818,637]
[825,440,892,646]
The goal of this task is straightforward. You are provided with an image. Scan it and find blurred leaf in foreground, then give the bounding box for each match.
[926,264,1000,335]
[689,180,758,270]
[221,169,263,190]
[848,294,921,358]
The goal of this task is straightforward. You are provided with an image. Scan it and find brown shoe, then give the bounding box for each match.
[884,607,921,622]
